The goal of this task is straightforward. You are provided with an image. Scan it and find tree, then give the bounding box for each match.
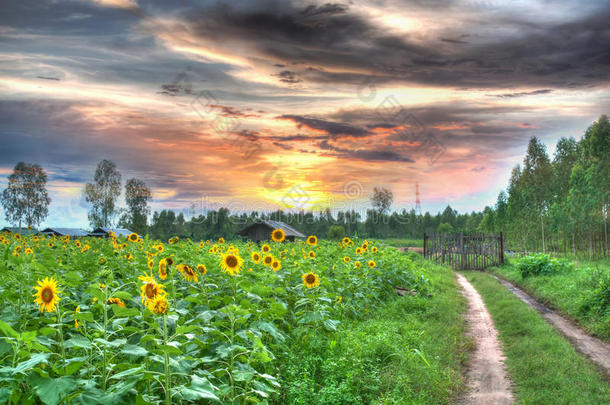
[120,178,152,235]
[327,225,345,240]
[437,222,453,234]
[0,162,50,228]
[371,187,393,214]
[85,160,122,228]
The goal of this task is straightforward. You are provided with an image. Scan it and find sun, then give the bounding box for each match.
[33,277,61,312]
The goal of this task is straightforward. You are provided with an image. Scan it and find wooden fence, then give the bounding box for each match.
[423,233,504,270]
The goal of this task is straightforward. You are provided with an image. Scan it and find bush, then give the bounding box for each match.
[516,253,573,278]
[327,225,346,240]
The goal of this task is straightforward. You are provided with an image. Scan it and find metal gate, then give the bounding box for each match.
[423,233,504,270]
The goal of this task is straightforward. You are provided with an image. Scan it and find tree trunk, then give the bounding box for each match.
[540,213,545,254]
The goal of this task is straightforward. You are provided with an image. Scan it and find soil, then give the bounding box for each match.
[491,274,610,376]
[456,273,514,405]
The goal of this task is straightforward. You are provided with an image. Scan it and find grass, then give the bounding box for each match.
[489,258,609,340]
[380,239,424,248]
[462,271,610,404]
[277,253,468,404]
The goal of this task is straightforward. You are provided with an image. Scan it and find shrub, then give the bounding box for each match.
[516,253,573,278]
[327,225,346,240]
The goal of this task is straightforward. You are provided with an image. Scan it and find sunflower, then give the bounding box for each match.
[263,254,274,266]
[251,251,261,263]
[218,237,225,244]
[302,272,320,289]
[108,230,116,238]
[33,277,61,313]
[148,295,168,315]
[261,244,271,253]
[197,264,207,275]
[361,242,368,251]
[155,244,164,253]
[128,233,139,242]
[343,256,351,263]
[177,264,198,282]
[48,242,54,248]
[308,251,316,259]
[138,272,167,305]
[220,252,243,276]
[354,261,361,269]
[368,260,376,268]
[271,228,285,242]
[107,297,126,307]
[342,237,351,245]
[306,235,318,246]
[355,247,363,255]
[371,246,378,254]
[271,259,281,271]
[158,259,168,280]
[74,240,82,248]
[25,248,34,255]
[74,306,80,329]
[165,257,174,266]
[147,259,154,269]
[99,257,106,265]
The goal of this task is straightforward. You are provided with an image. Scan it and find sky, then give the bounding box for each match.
[1,0,609,228]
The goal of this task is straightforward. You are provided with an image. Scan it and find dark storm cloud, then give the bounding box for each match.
[278,115,370,138]
[318,140,414,163]
[167,0,610,88]
[492,89,553,98]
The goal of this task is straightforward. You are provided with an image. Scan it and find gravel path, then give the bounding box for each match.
[456,273,514,405]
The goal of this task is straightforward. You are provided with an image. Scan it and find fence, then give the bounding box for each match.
[423,233,504,270]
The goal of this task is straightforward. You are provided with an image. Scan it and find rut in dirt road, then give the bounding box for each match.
[491,274,610,376]
[456,273,514,405]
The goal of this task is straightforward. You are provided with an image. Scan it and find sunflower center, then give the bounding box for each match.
[226,255,238,267]
[305,274,316,284]
[145,283,156,299]
[41,287,54,303]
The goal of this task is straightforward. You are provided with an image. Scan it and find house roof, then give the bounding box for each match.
[1,227,38,236]
[91,227,135,237]
[40,227,90,237]
[237,220,305,238]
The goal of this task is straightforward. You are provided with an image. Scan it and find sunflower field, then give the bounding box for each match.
[0,230,433,404]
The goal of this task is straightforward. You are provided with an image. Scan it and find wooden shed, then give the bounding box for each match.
[89,227,137,238]
[237,220,305,242]
[40,227,90,238]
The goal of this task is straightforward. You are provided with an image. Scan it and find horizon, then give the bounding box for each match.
[2,0,609,229]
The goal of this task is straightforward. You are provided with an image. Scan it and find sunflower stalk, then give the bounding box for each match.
[162,314,171,405]
[55,306,67,376]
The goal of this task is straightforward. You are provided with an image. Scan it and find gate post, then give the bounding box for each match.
[500,232,504,264]
[459,233,464,270]
[423,233,427,258]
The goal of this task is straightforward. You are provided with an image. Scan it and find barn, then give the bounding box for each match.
[40,227,90,238]
[89,227,137,238]
[237,220,305,242]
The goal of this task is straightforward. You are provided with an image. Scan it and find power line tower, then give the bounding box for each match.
[415,182,422,215]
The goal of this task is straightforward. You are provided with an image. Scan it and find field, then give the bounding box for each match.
[489,257,610,340]
[379,239,424,248]
[0,231,466,404]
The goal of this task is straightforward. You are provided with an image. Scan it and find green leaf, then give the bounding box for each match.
[111,306,140,318]
[0,320,19,339]
[253,321,285,343]
[65,335,92,349]
[178,375,220,402]
[74,312,94,322]
[32,375,74,405]
[110,365,144,380]
[112,291,133,301]
[13,353,51,374]
[323,319,340,331]
[121,344,148,357]
[94,338,127,348]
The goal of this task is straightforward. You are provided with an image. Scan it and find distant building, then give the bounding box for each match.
[237,220,305,242]
[1,227,38,236]
[89,227,137,238]
[40,227,90,238]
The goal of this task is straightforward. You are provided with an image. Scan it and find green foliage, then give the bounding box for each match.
[327,225,345,240]
[516,254,573,277]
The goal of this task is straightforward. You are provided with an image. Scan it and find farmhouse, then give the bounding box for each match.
[1,227,38,236]
[237,220,305,242]
[40,227,90,238]
[89,227,137,238]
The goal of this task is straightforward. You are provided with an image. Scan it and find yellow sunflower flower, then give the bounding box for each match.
[271,228,285,243]
[371,246,378,253]
[262,254,274,266]
[33,277,61,313]
[158,259,168,280]
[368,260,376,268]
[197,264,207,275]
[138,271,166,305]
[302,272,320,289]
[251,251,261,263]
[261,244,271,253]
[128,233,139,242]
[107,297,126,307]
[271,259,281,271]
[220,252,243,276]
[148,295,168,315]
[218,237,225,244]
[308,251,316,259]
[177,264,198,282]
[343,256,351,263]
[74,306,80,329]
[306,235,318,246]
[354,261,361,269]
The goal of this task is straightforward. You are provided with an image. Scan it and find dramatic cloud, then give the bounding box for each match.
[0,0,608,226]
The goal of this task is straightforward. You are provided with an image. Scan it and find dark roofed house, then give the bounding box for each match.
[237,220,305,242]
[1,227,38,236]
[40,227,90,238]
[89,227,137,238]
